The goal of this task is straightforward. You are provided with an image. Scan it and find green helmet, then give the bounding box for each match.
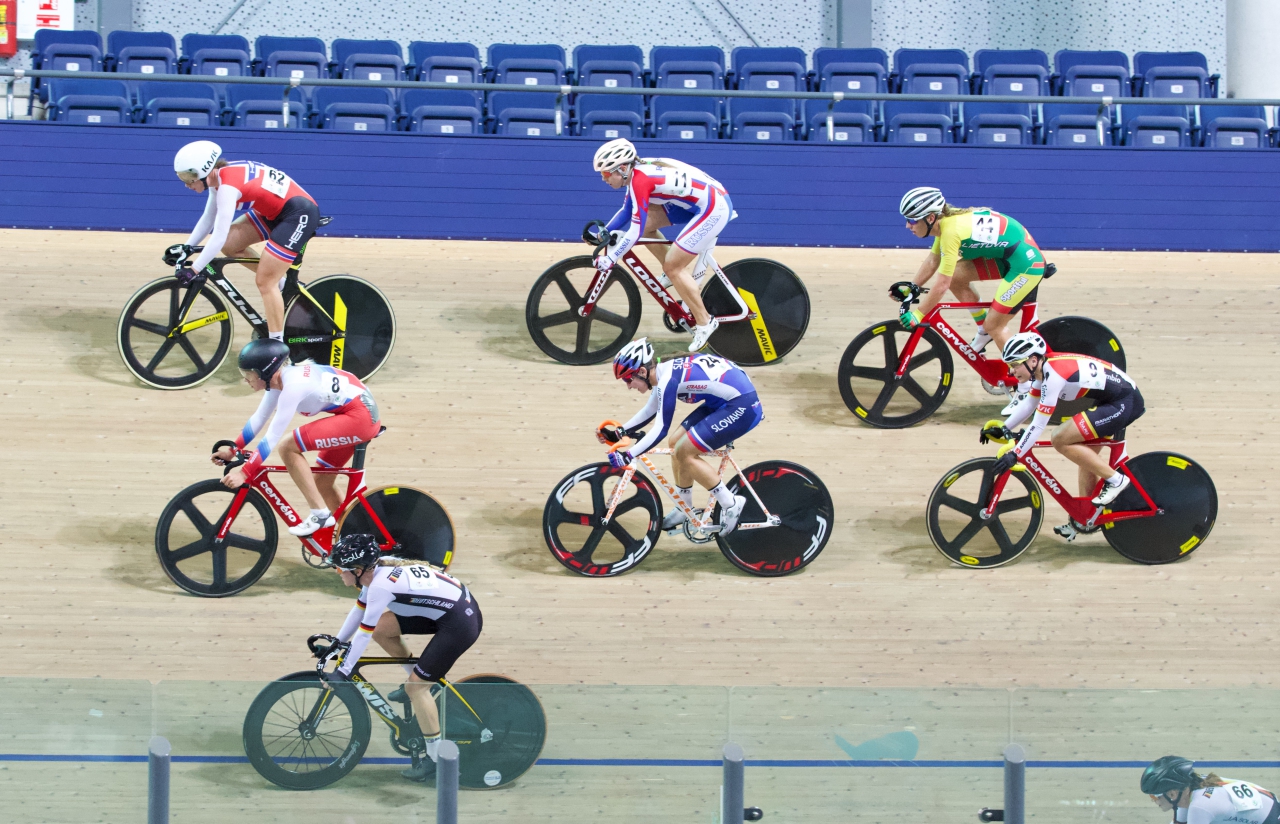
[1141,756,1197,795]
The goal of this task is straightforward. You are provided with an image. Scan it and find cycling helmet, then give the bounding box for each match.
[330,533,382,571]
[899,186,947,220]
[1001,332,1048,364]
[237,338,291,383]
[174,140,222,179]
[1141,756,1198,796]
[594,138,637,173]
[613,337,655,381]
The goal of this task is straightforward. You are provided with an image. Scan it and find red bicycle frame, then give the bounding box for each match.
[983,438,1161,530]
[896,301,1041,391]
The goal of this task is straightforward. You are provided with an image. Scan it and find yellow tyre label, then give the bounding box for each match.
[943,472,960,488]
[1179,536,1200,554]
[942,372,951,386]
[1109,339,1119,352]
[175,311,229,335]
[1030,490,1040,509]
[737,287,777,362]
[855,407,868,418]
[959,555,980,566]
[384,487,399,495]
[1167,456,1189,470]
[442,549,453,567]
[872,325,887,335]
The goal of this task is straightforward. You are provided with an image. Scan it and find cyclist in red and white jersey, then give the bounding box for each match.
[172,140,320,340]
[593,138,737,352]
[989,332,1145,539]
[212,339,382,537]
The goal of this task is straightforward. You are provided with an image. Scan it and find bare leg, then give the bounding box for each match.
[949,260,981,303]
[254,254,289,336]
[1052,423,1116,494]
[371,614,440,736]
[669,429,719,490]
[983,308,1020,353]
[316,473,343,514]
[664,245,711,326]
[278,435,326,511]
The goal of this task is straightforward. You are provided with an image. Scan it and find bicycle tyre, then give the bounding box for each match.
[442,674,547,789]
[543,462,663,576]
[154,479,278,597]
[701,259,809,366]
[925,458,1044,569]
[118,277,234,389]
[243,671,372,790]
[712,461,834,576]
[525,256,642,365]
[337,485,455,569]
[837,321,955,428]
[285,275,396,381]
[1038,316,1127,423]
[1102,452,1217,565]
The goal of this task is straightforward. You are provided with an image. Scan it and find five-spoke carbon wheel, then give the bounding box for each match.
[526,256,641,365]
[118,277,234,389]
[1103,452,1217,564]
[155,479,278,596]
[926,458,1044,568]
[838,321,954,428]
[712,460,834,576]
[543,463,662,576]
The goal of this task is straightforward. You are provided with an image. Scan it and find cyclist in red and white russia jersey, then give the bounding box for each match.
[172,140,321,340]
[602,339,763,535]
[993,333,1145,537]
[593,138,737,352]
[212,339,382,537]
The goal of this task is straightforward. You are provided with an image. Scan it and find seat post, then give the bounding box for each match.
[351,443,369,471]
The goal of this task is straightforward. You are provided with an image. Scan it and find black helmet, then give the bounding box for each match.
[1141,756,1197,795]
[330,533,382,571]
[237,338,290,383]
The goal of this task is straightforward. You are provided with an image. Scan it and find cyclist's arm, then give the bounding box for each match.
[1003,391,1038,428]
[603,189,632,235]
[189,184,242,271]
[335,587,370,643]
[1011,372,1064,456]
[624,377,676,457]
[234,389,279,451]
[240,381,304,477]
[913,231,954,316]
[605,171,656,264]
[184,189,217,248]
[338,585,392,676]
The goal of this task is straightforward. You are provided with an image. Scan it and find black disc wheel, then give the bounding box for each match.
[543,463,662,576]
[286,275,395,381]
[118,277,233,389]
[837,321,954,428]
[1038,316,1127,423]
[440,675,547,789]
[155,479,278,596]
[1103,452,1217,564]
[701,259,809,366]
[926,458,1045,569]
[712,461,834,576]
[337,485,455,569]
[243,671,372,790]
[525,256,641,365]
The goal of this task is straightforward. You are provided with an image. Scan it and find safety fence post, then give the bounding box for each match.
[436,739,459,824]
[1003,743,1026,824]
[148,736,171,824]
[721,742,744,823]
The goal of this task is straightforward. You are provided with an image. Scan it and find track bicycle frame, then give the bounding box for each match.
[897,300,1041,390]
[981,437,1162,530]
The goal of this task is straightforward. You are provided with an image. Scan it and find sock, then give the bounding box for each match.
[969,308,988,325]
[310,508,331,521]
[269,331,284,342]
[277,275,288,292]
[1106,472,1124,487]
[401,664,414,677]
[425,734,442,762]
[677,486,693,508]
[971,329,992,351]
[710,481,735,509]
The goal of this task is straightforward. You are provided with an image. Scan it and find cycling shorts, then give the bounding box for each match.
[246,195,319,264]
[663,189,735,255]
[681,392,763,453]
[394,598,483,682]
[293,395,381,468]
[1072,388,1145,441]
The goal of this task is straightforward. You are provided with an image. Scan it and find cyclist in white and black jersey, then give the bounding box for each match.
[600,339,763,535]
[322,534,483,783]
[1142,756,1279,824]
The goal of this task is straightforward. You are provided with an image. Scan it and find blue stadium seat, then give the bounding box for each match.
[900,62,969,109]
[1122,104,1192,148]
[575,93,645,139]
[573,45,644,88]
[884,101,953,144]
[963,101,1034,145]
[802,98,874,143]
[33,29,101,64]
[255,36,327,76]
[331,39,404,81]
[1053,50,1129,95]
[650,46,726,89]
[33,37,104,103]
[971,49,1050,97]
[488,91,566,136]
[651,96,721,140]
[731,46,807,93]
[1042,103,1112,146]
[892,48,969,91]
[45,78,130,124]
[1200,105,1269,149]
[489,44,567,87]
[106,32,175,72]
[310,87,397,131]
[179,34,249,69]
[135,81,221,127]
[398,89,482,134]
[189,49,251,80]
[727,97,795,141]
[225,85,306,129]
[409,42,482,84]
[1132,52,1210,99]
[811,47,887,91]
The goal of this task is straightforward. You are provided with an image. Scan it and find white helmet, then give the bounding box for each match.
[593,138,637,173]
[899,186,946,220]
[1001,332,1048,364]
[612,337,655,380]
[174,140,222,178]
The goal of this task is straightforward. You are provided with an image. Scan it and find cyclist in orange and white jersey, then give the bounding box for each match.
[172,140,320,340]
[593,138,737,352]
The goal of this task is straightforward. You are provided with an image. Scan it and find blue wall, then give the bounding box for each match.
[2,121,1278,252]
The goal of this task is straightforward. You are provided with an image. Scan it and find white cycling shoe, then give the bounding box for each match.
[1091,475,1131,506]
[662,508,689,533]
[689,318,719,351]
[718,495,746,535]
[288,513,336,537]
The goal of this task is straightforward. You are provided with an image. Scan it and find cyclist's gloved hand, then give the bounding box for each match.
[607,449,632,469]
[595,255,615,276]
[175,266,200,286]
[990,450,1018,475]
[597,422,626,445]
[899,308,923,330]
[163,243,192,266]
[979,420,1014,445]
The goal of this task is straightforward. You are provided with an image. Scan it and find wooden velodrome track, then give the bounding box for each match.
[3,228,1278,687]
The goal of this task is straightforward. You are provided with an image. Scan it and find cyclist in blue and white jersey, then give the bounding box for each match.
[601,338,763,534]
[592,138,737,352]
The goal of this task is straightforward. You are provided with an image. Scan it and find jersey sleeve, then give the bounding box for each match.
[335,587,369,642]
[184,189,218,249]
[935,216,964,277]
[625,365,677,457]
[1012,370,1064,457]
[605,170,655,264]
[240,379,304,476]
[190,183,241,271]
[338,581,392,676]
[235,389,279,451]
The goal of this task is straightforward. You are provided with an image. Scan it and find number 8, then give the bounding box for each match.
[332,376,340,393]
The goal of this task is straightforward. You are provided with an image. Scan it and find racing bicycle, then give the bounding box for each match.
[542,423,834,577]
[242,634,546,790]
[154,429,454,596]
[925,433,1217,568]
[118,230,395,389]
[837,279,1126,428]
[525,222,810,367]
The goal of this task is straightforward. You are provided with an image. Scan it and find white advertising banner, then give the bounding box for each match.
[18,0,74,40]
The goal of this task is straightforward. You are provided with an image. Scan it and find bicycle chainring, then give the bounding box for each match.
[682,510,718,544]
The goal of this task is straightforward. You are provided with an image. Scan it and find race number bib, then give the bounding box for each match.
[971,211,1000,244]
[260,166,291,198]
[663,169,693,198]
[1226,782,1263,812]
[1078,359,1106,390]
[406,566,438,591]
